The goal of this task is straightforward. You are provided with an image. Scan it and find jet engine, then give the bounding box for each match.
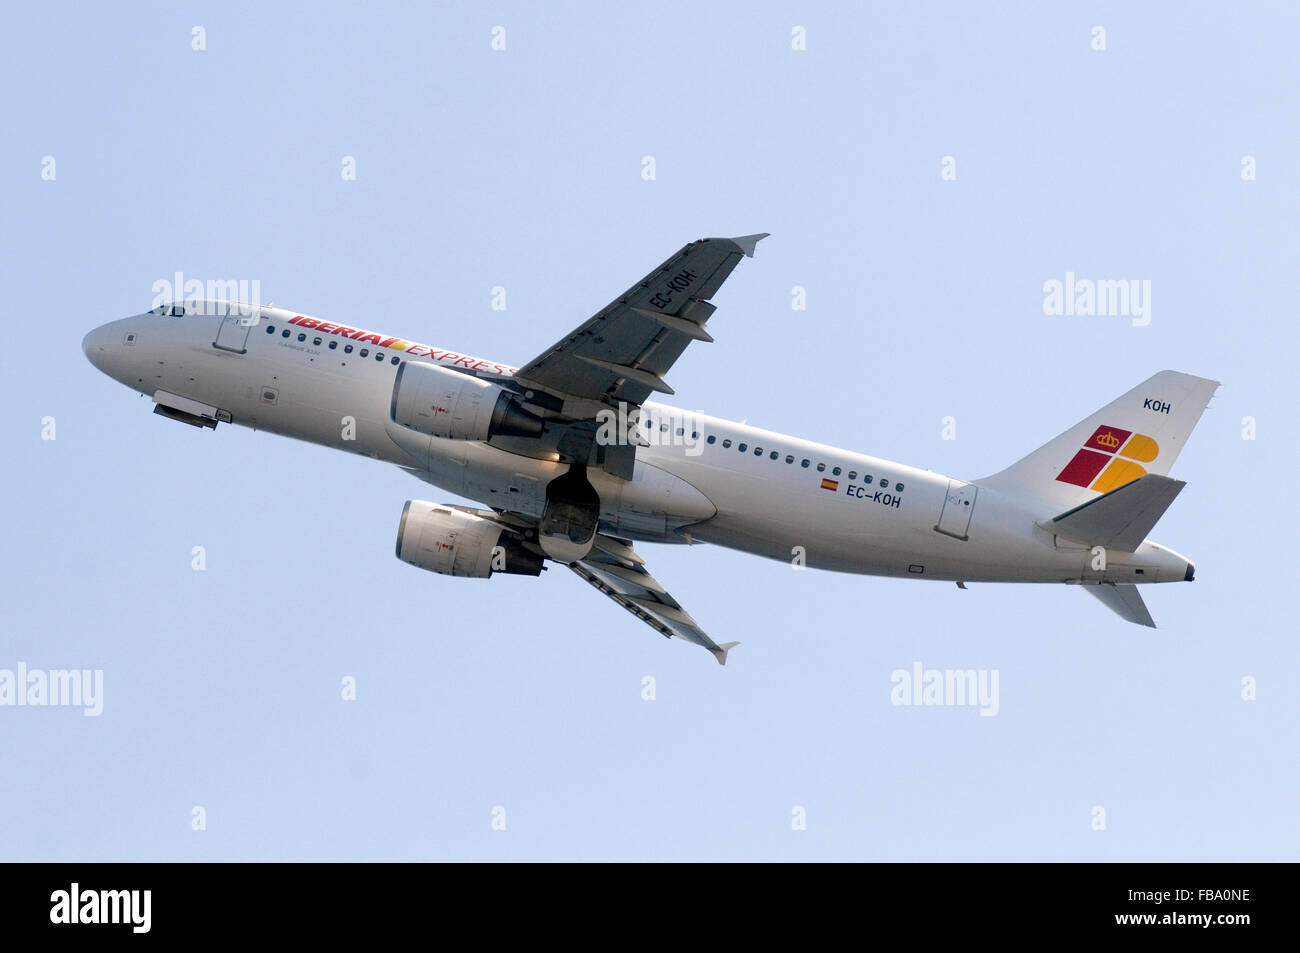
[390,361,544,441]
[395,501,544,578]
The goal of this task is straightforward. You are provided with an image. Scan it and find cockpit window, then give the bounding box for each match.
[149,302,186,317]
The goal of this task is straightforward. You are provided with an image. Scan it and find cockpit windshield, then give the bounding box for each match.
[149,302,186,317]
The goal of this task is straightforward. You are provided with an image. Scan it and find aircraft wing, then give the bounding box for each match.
[570,534,739,665]
[513,233,768,407]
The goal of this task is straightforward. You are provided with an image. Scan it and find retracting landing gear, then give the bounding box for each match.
[538,464,600,563]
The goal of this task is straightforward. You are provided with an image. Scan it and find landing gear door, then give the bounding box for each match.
[213,305,255,354]
[934,480,978,541]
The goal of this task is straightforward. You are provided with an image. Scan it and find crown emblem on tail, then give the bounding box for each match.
[1096,431,1121,449]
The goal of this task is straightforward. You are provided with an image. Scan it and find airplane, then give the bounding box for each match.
[82,234,1218,663]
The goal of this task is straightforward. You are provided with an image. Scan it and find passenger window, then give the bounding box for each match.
[816,463,826,472]
[880,479,890,489]
[785,455,794,464]
[723,439,732,448]
[801,459,810,468]
[707,435,716,444]
[864,475,873,484]
[282,330,290,338]
[769,451,778,460]
[391,356,400,365]
[848,470,857,480]
[266,325,275,334]
[344,344,353,353]
[329,341,337,350]
[895,482,905,492]
[753,447,762,456]
[297,333,306,342]
[376,352,385,361]
[313,337,322,345]
[360,348,369,357]
[833,466,842,476]
[738,443,747,452]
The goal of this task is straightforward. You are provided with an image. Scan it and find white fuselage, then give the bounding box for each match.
[82,304,1192,586]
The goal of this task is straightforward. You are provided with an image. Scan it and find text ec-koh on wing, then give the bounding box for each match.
[513,233,768,408]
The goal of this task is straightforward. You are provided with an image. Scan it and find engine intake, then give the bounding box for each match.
[395,501,544,578]
[390,361,543,441]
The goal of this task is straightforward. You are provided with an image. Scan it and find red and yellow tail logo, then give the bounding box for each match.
[1056,425,1159,492]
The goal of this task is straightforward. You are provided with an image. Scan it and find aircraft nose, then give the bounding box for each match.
[82,325,109,370]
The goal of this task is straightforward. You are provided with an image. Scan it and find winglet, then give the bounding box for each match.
[730,233,769,258]
[709,641,741,665]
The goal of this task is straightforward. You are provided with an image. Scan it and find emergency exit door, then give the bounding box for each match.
[934,480,978,540]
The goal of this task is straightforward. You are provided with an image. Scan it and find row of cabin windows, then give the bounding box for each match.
[701,432,903,491]
[266,325,401,365]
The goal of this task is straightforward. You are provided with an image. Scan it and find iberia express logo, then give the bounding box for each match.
[1056,426,1159,493]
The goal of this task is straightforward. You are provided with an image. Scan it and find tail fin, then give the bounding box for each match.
[978,370,1219,510]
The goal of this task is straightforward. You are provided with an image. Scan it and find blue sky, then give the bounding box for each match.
[1,1,1296,860]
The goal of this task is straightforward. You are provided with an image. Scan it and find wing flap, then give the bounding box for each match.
[514,234,767,407]
[572,537,738,664]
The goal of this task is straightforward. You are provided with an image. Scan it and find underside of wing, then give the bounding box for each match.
[570,535,738,665]
[513,234,767,408]
[429,508,737,664]
[444,234,769,481]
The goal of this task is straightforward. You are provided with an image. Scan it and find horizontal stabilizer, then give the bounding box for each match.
[1082,582,1156,628]
[1047,473,1185,553]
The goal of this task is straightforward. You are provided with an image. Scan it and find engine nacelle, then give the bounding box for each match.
[390,360,543,441]
[395,501,544,578]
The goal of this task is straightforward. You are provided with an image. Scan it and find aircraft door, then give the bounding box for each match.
[213,305,255,354]
[934,480,978,540]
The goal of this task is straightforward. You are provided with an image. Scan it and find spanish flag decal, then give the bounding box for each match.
[820,478,839,492]
[1056,425,1159,492]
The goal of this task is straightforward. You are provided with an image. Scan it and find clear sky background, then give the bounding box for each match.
[2,2,1296,860]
